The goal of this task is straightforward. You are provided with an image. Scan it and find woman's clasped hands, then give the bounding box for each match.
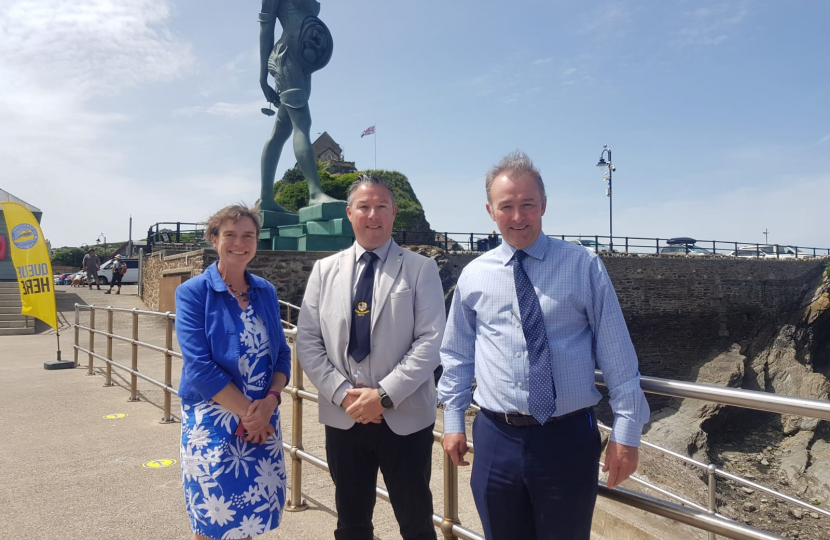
[239,397,277,444]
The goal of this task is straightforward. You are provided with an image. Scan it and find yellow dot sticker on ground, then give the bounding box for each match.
[142,459,177,469]
[103,413,128,419]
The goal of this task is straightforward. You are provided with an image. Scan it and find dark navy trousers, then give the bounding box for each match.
[470,408,601,540]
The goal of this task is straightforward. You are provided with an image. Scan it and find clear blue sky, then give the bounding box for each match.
[2,1,828,249]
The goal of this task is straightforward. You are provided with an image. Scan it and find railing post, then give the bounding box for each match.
[285,333,309,512]
[87,307,96,375]
[129,308,140,402]
[73,304,80,366]
[656,238,660,255]
[440,435,460,540]
[469,233,474,252]
[707,464,717,540]
[104,307,114,386]
[161,313,175,423]
[625,237,629,253]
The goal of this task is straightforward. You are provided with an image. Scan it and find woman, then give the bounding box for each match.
[175,204,291,540]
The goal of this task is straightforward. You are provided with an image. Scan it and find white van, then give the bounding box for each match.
[98,258,140,285]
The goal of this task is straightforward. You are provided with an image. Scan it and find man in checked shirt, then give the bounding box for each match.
[438,150,650,540]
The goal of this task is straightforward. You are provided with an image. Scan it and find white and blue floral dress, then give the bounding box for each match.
[180,304,286,539]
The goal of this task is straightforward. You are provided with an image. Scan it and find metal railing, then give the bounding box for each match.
[70,304,830,540]
[393,230,830,258]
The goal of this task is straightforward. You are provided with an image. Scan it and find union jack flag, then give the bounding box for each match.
[361,125,375,138]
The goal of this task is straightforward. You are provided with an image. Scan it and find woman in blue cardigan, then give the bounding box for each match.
[175,204,291,540]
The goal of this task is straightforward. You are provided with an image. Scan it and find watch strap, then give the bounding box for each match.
[378,386,393,409]
[266,390,282,406]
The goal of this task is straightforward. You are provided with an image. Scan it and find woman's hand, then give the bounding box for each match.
[244,424,275,445]
[242,398,276,433]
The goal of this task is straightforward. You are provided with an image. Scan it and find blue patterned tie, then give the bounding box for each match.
[513,250,557,424]
[348,251,378,362]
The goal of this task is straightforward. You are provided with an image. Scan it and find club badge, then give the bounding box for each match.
[355,301,370,316]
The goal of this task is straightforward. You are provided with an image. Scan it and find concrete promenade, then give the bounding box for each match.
[0,285,689,540]
[0,286,486,540]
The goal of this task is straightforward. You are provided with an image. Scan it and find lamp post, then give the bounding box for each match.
[96,233,107,259]
[596,145,615,251]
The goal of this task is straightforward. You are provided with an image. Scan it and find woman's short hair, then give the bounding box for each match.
[485,150,546,202]
[203,203,261,242]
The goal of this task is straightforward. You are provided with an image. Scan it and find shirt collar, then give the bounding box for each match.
[497,232,550,266]
[354,237,393,264]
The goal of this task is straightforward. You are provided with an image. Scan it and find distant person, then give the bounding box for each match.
[438,151,650,540]
[175,204,291,540]
[297,174,446,540]
[103,254,126,295]
[82,249,101,290]
[487,229,500,250]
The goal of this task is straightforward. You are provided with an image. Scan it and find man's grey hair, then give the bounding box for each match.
[485,150,546,202]
[346,174,397,207]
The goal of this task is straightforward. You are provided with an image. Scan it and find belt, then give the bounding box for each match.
[479,407,591,428]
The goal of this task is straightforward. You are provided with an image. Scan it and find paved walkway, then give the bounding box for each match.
[0,285,691,540]
[0,286,484,540]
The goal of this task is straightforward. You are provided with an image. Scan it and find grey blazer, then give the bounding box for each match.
[296,240,446,435]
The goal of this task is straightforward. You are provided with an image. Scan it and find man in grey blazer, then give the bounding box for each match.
[297,174,446,540]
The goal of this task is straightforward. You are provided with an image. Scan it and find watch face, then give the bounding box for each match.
[381,396,393,409]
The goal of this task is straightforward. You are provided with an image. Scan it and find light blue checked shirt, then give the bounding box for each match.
[438,232,650,447]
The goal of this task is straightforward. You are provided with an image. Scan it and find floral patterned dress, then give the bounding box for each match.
[180,304,286,539]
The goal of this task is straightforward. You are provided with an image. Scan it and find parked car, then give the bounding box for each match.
[660,245,713,256]
[570,239,615,253]
[727,249,764,258]
[97,258,140,285]
[737,244,814,259]
[56,272,74,285]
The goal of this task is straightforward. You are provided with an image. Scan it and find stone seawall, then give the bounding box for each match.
[141,247,826,382]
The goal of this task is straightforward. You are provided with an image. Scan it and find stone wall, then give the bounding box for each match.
[140,246,827,383]
[140,249,331,314]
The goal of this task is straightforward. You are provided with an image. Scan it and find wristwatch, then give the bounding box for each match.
[378,386,393,409]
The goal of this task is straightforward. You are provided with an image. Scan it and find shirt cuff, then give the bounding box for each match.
[332,381,352,407]
[609,416,644,448]
[442,409,467,434]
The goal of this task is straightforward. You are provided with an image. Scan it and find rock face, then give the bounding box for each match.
[645,344,746,462]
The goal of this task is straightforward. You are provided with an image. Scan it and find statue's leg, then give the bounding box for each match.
[260,105,294,212]
[286,105,340,205]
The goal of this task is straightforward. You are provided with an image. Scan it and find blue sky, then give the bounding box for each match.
[1,0,828,250]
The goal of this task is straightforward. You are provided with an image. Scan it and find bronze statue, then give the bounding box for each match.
[258,0,340,213]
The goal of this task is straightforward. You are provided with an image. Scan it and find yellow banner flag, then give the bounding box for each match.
[0,202,58,331]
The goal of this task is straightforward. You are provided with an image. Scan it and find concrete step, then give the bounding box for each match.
[0,314,32,323]
[0,326,35,336]
[0,320,33,329]
[0,289,21,295]
[0,306,22,314]
[0,282,20,289]
[0,300,23,308]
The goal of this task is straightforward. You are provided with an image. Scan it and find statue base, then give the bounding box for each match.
[259,202,354,252]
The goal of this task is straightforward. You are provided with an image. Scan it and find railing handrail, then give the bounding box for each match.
[71,303,803,539]
[595,370,830,421]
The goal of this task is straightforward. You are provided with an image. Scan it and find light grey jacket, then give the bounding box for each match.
[296,240,446,435]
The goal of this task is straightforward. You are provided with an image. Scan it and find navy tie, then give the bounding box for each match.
[513,250,557,424]
[348,251,378,362]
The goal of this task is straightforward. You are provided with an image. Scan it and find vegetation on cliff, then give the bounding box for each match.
[272,164,432,233]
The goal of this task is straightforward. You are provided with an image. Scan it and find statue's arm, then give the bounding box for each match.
[258,0,279,103]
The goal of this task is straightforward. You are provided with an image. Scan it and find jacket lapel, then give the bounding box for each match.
[339,247,355,332]
[372,240,403,330]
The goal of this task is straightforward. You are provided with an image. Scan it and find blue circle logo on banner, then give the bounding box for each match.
[11,224,38,249]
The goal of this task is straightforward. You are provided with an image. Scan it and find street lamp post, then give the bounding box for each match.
[596,145,615,251]
[97,233,107,259]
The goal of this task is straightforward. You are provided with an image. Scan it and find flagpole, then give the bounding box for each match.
[374,123,377,171]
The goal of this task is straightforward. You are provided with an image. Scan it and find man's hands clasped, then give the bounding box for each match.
[342,387,384,424]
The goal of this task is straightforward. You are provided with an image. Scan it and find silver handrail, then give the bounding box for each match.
[595,370,830,421]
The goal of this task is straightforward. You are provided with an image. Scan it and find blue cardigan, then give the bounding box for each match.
[175,262,291,401]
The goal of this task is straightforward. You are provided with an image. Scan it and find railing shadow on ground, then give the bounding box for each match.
[71,302,830,540]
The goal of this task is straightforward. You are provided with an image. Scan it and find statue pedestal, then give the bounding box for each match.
[259,202,354,251]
